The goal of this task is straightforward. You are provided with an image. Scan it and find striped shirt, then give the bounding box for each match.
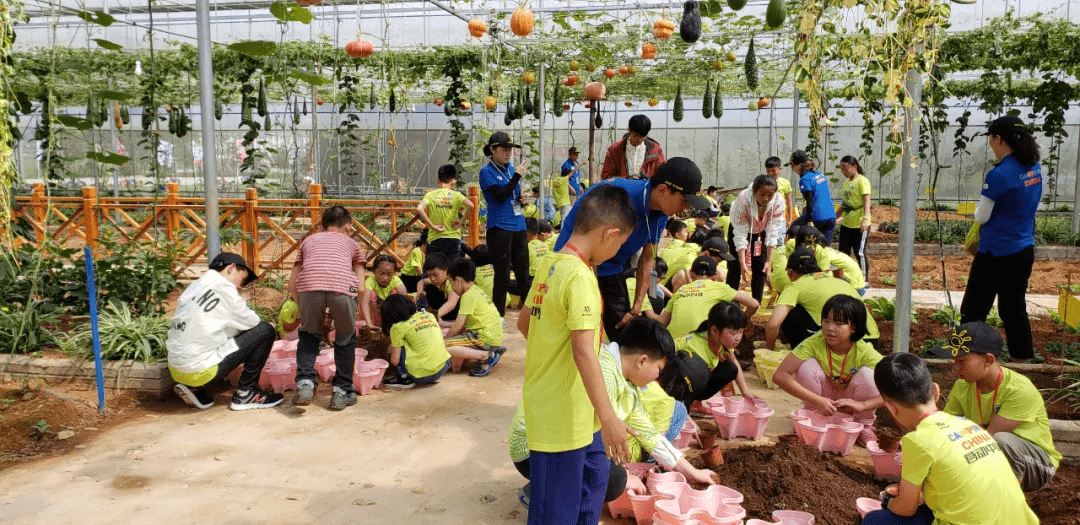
[294,231,366,296]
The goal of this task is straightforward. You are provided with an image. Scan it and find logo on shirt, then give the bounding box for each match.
[583,306,592,314]
[349,286,359,293]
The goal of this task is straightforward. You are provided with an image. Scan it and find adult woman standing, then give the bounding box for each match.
[790,150,837,244]
[960,116,1042,362]
[479,132,530,317]
[836,156,872,283]
[726,175,787,302]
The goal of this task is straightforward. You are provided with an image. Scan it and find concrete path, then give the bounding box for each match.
[864,288,1060,316]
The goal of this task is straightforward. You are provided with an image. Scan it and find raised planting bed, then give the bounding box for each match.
[0,354,172,397]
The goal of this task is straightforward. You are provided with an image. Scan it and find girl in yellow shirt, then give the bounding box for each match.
[400,230,427,295]
[360,255,408,329]
[674,301,757,403]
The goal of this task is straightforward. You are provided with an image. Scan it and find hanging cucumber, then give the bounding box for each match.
[516,88,526,120]
[257,78,267,117]
[728,0,747,10]
[213,98,223,120]
[264,113,271,131]
[504,98,513,125]
[293,99,301,125]
[532,84,541,119]
[745,38,759,92]
[714,90,723,119]
[673,84,684,122]
[303,97,309,116]
[119,105,130,125]
[523,86,534,116]
[680,1,702,43]
[168,106,178,135]
[369,85,376,109]
[179,107,190,137]
[702,79,713,119]
[389,88,397,112]
[765,0,786,29]
[141,106,154,130]
[85,97,94,123]
[552,82,563,117]
[96,98,109,127]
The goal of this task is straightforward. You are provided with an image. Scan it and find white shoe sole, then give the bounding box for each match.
[173,384,214,409]
[229,397,284,411]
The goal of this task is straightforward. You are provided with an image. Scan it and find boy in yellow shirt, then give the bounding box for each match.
[668,236,736,293]
[928,322,1060,492]
[765,156,796,225]
[515,184,638,525]
[660,256,758,339]
[862,353,1038,525]
[417,164,474,261]
[415,253,459,327]
[400,230,427,294]
[445,258,506,376]
[552,165,576,223]
[525,218,548,279]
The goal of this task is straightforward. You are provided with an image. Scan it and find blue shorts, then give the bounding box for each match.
[665,401,688,443]
[528,431,609,525]
[862,505,934,525]
[398,348,451,385]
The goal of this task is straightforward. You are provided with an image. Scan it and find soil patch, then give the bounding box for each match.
[866,254,1080,295]
[1027,463,1080,525]
[692,441,887,524]
[358,328,392,362]
[872,205,967,224]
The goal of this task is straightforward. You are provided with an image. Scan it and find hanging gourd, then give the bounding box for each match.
[673,84,684,122]
[653,17,675,39]
[728,0,747,10]
[345,39,374,59]
[745,38,759,92]
[257,79,268,117]
[168,105,178,134]
[552,82,563,117]
[113,101,123,129]
[510,6,534,37]
[714,89,723,119]
[765,0,786,29]
[389,88,397,112]
[748,100,759,112]
[702,79,713,119]
[119,104,130,125]
[241,95,253,127]
[569,60,580,72]
[523,86,534,115]
[583,81,606,100]
[680,1,702,44]
[293,100,301,125]
[368,86,376,109]
[444,87,454,116]
[263,113,271,131]
[516,88,526,119]
[565,75,579,87]
[641,42,657,59]
[504,98,513,125]
[595,112,602,129]
[648,97,659,107]
[141,106,154,130]
[468,18,487,38]
[758,97,771,108]
[434,97,443,106]
[96,99,109,127]
[213,98,222,120]
[460,100,472,111]
[532,86,541,119]
[604,68,616,79]
[619,65,630,76]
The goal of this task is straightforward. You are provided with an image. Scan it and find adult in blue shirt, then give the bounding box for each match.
[479,132,529,316]
[960,116,1043,362]
[555,157,712,340]
[790,150,837,244]
[562,146,584,198]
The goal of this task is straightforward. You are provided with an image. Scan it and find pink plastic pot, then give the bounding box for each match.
[357,358,389,388]
[624,462,658,480]
[790,409,864,456]
[672,418,700,449]
[225,365,243,386]
[856,497,882,518]
[706,396,774,441]
[356,370,381,395]
[606,474,642,520]
[651,481,746,525]
[745,510,816,525]
[866,440,902,480]
[646,471,686,495]
[263,361,296,393]
[283,329,299,341]
[258,355,296,389]
[314,351,336,382]
[689,401,708,415]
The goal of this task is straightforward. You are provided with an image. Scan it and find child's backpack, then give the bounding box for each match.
[658,349,710,406]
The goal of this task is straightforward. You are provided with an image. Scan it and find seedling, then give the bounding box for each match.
[30,419,50,440]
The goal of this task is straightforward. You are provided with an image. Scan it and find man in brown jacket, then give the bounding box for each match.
[601,114,665,180]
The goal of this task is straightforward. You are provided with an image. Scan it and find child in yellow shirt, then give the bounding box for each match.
[673,301,757,403]
[515,184,638,524]
[359,255,408,329]
[445,258,506,376]
[525,218,548,279]
[400,230,427,294]
[660,256,758,339]
[415,253,459,327]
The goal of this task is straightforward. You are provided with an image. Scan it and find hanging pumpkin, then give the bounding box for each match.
[510,6,534,37]
[619,65,630,76]
[757,97,771,108]
[565,75,580,87]
[569,60,580,72]
[624,101,633,108]
[467,18,487,38]
[345,39,374,59]
[584,62,597,72]
[604,68,616,79]
[653,18,676,39]
[485,95,497,111]
[434,97,443,106]
[641,42,657,59]
[562,103,571,110]
[460,99,472,111]
[748,100,759,112]
[648,97,659,107]
[522,71,536,84]
[583,81,606,100]
[680,1,702,43]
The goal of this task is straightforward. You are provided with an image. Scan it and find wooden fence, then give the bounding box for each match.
[12,183,481,274]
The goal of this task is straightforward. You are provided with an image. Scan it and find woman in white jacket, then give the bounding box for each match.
[725,175,787,302]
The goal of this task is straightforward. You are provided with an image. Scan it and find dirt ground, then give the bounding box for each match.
[866,253,1080,295]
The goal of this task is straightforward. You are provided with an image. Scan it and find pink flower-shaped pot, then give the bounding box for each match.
[672,418,700,449]
[651,481,746,525]
[746,509,816,525]
[706,396,774,441]
[790,409,864,456]
[866,440,902,480]
[856,497,882,518]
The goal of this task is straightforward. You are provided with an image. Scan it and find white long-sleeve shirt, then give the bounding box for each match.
[730,186,787,252]
[166,270,261,373]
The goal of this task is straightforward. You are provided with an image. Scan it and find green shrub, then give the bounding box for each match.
[1034,216,1080,246]
[864,296,917,323]
[0,302,58,354]
[71,303,169,363]
[929,306,961,326]
[921,337,951,357]
[1045,341,1080,361]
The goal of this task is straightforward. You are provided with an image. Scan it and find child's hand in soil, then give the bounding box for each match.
[834,398,866,414]
[625,475,646,495]
[687,467,717,486]
[811,395,839,416]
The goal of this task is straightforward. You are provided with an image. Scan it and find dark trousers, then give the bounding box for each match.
[781,304,820,348]
[726,228,768,301]
[862,505,935,525]
[296,330,356,393]
[527,431,610,525]
[692,359,740,402]
[598,273,633,343]
[793,215,837,245]
[515,457,627,504]
[210,321,276,391]
[488,226,531,316]
[960,246,1035,360]
[424,282,460,320]
[428,238,462,261]
[400,274,423,295]
[837,225,870,282]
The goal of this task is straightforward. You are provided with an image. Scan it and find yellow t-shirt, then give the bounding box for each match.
[791,331,881,390]
[685,221,698,235]
[776,176,792,197]
[770,239,833,293]
[527,239,548,277]
[390,310,451,378]
[475,264,495,298]
[840,175,872,229]
[663,279,738,339]
[543,236,556,253]
[365,274,404,301]
[715,215,730,237]
[523,203,540,220]
[402,247,424,277]
[551,176,572,207]
[169,364,218,387]
[639,381,677,435]
[902,411,1038,525]
[523,252,604,453]
[943,367,1061,468]
[457,284,503,346]
[660,238,686,263]
[675,330,731,370]
[776,271,879,339]
[422,188,467,242]
[822,246,865,289]
[625,277,652,313]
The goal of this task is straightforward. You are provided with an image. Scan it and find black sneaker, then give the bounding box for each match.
[384,374,416,389]
[328,386,358,410]
[292,379,315,406]
[174,383,214,409]
[229,388,284,411]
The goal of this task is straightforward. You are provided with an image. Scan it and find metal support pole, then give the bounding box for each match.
[538,65,546,220]
[894,69,922,353]
[1072,128,1080,234]
[588,104,597,185]
[196,0,220,258]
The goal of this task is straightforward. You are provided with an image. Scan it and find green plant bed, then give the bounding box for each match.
[877,217,1080,246]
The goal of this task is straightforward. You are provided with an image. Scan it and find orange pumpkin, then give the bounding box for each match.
[562,103,571,110]
[619,65,630,76]
[653,17,675,39]
[510,6,534,37]
[316,97,325,105]
[648,97,659,107]
[460,100,472,110]
[583,81,606,100]
[434,98,444,106]
[641,42,657,59]
[564,75,579,87]
[584,102,591,109]
[468,18,487,38]
[521,71,536,84]
[757,97,771,109]
[604,68,616,79]
[345,39,374,58]
[485,95,498,111]
[624,101,633,108]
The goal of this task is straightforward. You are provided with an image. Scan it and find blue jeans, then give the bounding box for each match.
[863,505,934,525]
[665,400,688,442]
[397,347,451,384]
[528,431,609,525]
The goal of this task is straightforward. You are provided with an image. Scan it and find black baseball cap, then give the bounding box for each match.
[209,252,258,286]
[981,116,1027,137]
[482,131,522,157]
[690,255,718,276]
[789,150,809,166]
[927,322,1004,358]
[786,246,816,272]
[651,157,711,211]
[701,237,736,262]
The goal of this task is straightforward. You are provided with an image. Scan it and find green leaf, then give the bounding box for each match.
[227,41,278,57]
[98,89,134,101]
[269,2,314,24]
[93,39,123,51]
[86,151,132,166]
[76,10,116,27]
[13,91,33,114]
[56,115,93,130]
[877,159,897,176]
[291,70,331,86]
